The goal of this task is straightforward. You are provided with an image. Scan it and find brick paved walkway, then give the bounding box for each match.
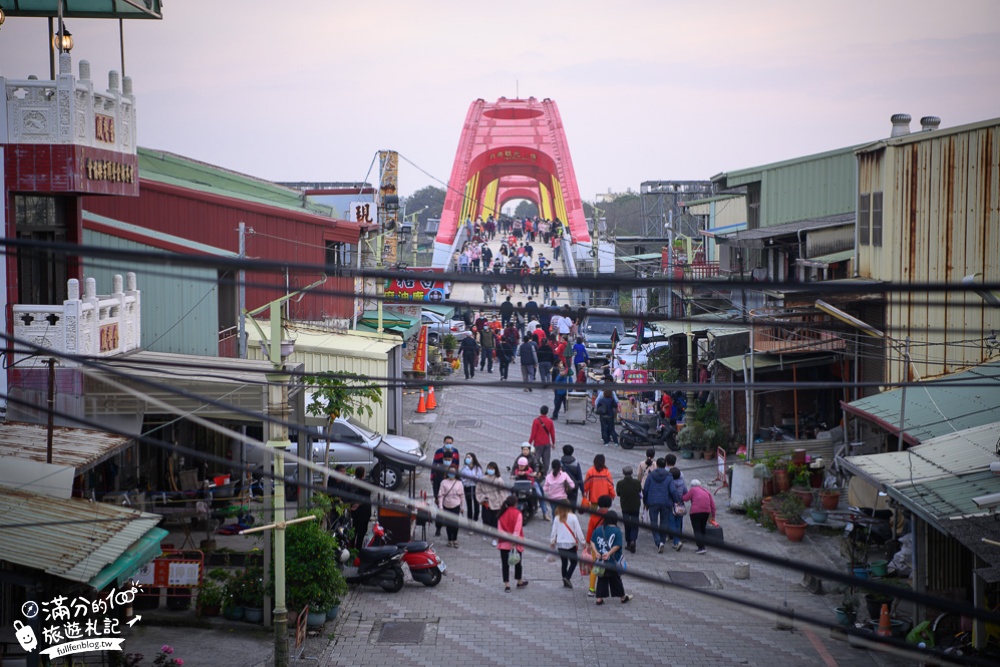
[317,370,915,667]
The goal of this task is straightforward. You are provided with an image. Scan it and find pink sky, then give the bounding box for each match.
[1,0,998,201]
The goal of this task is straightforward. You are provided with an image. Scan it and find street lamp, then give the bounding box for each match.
[53,24,73,52]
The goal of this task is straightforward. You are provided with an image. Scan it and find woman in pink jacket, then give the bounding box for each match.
[497,495,527,591]
[681,479,716,555]
[542,459,575,518]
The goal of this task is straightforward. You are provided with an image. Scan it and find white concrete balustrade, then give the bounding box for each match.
[12,274,141,366]
[1,52,136,152]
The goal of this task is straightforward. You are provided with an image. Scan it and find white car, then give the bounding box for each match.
[613,336,670,367]
[421,310,471,344]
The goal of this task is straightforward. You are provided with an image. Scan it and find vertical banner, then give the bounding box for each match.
[413,325,428,374]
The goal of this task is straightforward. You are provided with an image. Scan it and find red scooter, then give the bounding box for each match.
[366,520,446,587]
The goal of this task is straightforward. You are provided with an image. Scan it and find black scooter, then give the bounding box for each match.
[335,527,406,592]
[619,418,678,451]
[511,478,539,522]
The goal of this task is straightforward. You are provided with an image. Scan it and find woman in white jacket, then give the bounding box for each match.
[550,504,585,588]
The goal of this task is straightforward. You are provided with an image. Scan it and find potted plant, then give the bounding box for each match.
[441,334,458,360]
[776,492,806,540]
[239,566,266,623]
[819,487,842,510]
[835,592,859,626]
[789,464,814,507]
[282,510,350,628]
[197,569,229,617]
[677,420,711,459]
[222,571,245,621]
[771,460,791,493]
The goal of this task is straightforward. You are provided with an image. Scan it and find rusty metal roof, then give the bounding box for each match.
[0,421,132,472]
[0,485,163,586]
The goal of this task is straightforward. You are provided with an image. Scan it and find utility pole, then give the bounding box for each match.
[238,222,247,359]
[45,358,57,464]
[244,276,326,667]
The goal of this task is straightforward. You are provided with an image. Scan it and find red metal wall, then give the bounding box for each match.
[82,180,360,322]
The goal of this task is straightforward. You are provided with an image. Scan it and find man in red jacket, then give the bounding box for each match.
[529,405,556,499]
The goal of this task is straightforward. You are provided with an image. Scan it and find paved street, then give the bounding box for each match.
[318,364,914,667]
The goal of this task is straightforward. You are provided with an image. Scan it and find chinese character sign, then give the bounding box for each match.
[350,201,374,224]
[413,325,428,374]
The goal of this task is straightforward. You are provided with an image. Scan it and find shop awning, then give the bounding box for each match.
[0,421,132,473]
[699,222,747,238]
[838,421,1000,531]
[717,353,839,374]
[358,311,419,340]
[618,252,662,263]
[841,361,1000,445]
[795,249,854,267]
[1,1,163,19]
[421,304,456,320]
[716,213,854,248]
[0,486,167,589]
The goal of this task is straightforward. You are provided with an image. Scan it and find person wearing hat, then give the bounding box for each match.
[616,466,642,553]
[512,443,544,512]
[589,510,633,605]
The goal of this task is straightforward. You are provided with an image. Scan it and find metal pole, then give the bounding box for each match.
[896,337,911,452]
[667,210,674,319]
[267,306,290,667]
[119,18,126,78]
[46,359,56,464]
[238,222,247,359]
[48,18,56,79]
[748,317,756,458]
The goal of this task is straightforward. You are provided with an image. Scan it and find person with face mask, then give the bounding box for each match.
[432,436,461,537]
[477,461,508,546]
[437,465,465,548]
[460,452,484,534]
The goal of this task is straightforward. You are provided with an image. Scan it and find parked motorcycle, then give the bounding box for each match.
[619,418,678,451]
[366,521,446,587]
[334,526,406,592]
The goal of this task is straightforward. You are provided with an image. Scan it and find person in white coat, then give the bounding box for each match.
[549,504,585,588]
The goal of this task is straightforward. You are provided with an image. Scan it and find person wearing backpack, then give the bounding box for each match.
[596,389,619,446]
[518,335,539,392]
[560,445,584,506]
[642,458,673,553]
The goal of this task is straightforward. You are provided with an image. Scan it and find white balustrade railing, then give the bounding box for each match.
[2,53,136,153]
[12,273,141,367]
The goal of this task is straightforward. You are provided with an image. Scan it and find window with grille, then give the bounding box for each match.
[858,193,871,246]
[871,192,883,247]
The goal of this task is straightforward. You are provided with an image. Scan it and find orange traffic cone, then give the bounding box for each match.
[427,385,437,410]
[877,603,892,637]
[416,389,427,414]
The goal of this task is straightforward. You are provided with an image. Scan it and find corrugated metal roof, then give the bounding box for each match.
[842,361,1000,444]
[84,210,237,257]
[712,144,864,188]
[0,422,131,472]
[700,222,747,238]
[718,213,854,247]
[717,353,838,373]
[248,322,397,361]
[795,249,854,266]
[842,423,1000,528]
[855,116,1000,153]
[0,486,164,586]
[618,252,662,262]
[138,148,336,218]
[681,194,744,207]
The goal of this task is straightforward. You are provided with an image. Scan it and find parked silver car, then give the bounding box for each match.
[301,417,425,491]
[421,310,471,344]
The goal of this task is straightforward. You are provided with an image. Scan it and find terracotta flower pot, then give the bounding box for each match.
[774,516,788,535]
[792,487,814,508]
[820,491,841,511]
[784,522,807,542]
[772,469,791,493]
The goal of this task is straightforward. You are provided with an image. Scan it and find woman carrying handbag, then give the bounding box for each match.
[497,495,528,591]
[549,504,584,588]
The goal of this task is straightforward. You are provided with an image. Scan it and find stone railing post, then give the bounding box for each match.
[63,279,83,360]
[125,272,141,351]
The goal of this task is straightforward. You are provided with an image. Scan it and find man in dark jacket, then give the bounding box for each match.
[616,466,643,552]
[642,458,673,553]
[518,336,538,392]
[478,325,496,373]
[560,445,584,506]
[499,295,515,328]
[459,334,479,380]
[551,365,572,419]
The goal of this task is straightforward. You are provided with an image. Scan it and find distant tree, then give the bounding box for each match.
[513,199,539,218]
[401,186,446,226]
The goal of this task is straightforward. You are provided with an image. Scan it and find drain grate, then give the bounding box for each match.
[377,621,426,644]
[449,419,482,428]
[668,571,712,588]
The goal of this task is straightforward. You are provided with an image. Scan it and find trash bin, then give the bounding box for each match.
[565,391,588,424]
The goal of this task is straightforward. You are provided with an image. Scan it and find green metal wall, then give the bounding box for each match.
[758,151,857,228]
[83,230,221,356]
